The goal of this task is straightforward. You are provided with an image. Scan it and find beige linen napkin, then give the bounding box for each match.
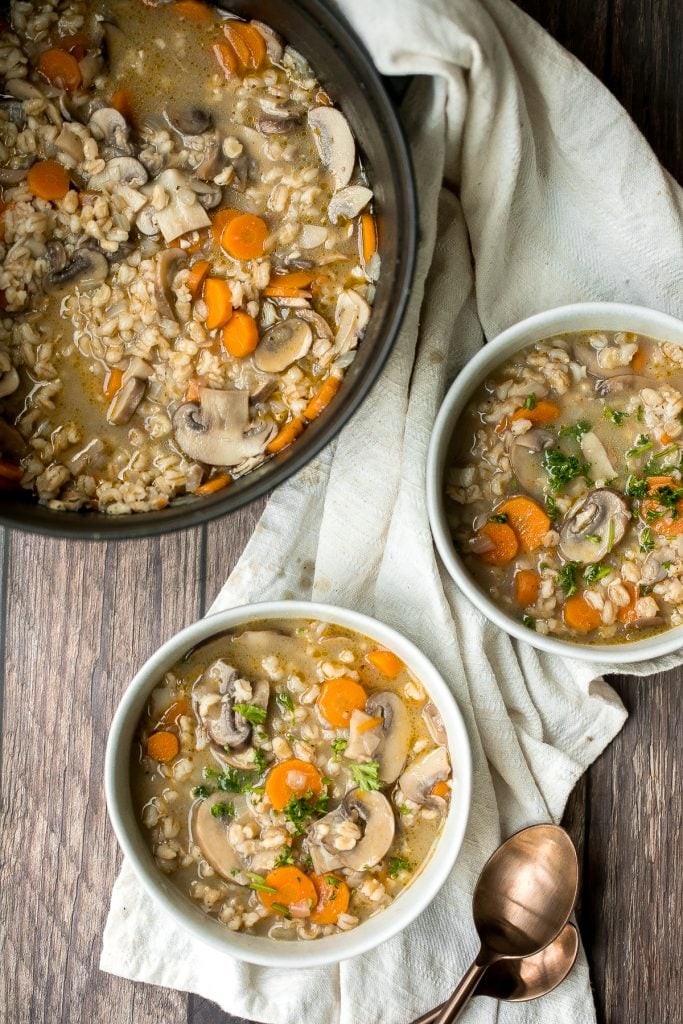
[102,1,683,1020]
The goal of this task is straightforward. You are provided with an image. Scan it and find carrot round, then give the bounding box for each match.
[187,259,210,299]
[156,698,190,729]
[57,33,90,61]
[221,213,268,260]
[563,594,602,634]
[147,730,179,763]
[104,367,123,401]
[259,866,317,917]
[265,758,323,811]
[317,677,367,728]
[264,270,317,294]
[514,568,540,605]
[641,478,683,535]
[631,348,645,373]
[213,40,240,78]
[174,0,213,21]
[211,207,240,246]
[27,160,70,202]
[475,521,519,566]
[195,473,231,496]
[111,88,134,120]
[222,310,259,358]
[310,874,350,925]
[646,476,674,492]
[203,278,233,330]
[511,401,561,425]
[303,375,342,421]
[230,22,266,68]
[0,460,23,482]
[267,417,304,454]
[38,48,82,91]
[224,22,252,69]
[497,496,551,553]
[360,213,377,263]
[431,780,450,799]
[366,649,403,678]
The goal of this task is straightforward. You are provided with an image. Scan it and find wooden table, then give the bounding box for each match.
[2,1,682,1022]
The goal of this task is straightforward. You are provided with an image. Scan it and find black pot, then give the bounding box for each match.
[1,0,417,539]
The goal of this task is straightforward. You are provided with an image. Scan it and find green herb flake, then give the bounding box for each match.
[662,561,673,570]
[636,404,644,423]
[283,790,330,835]
[274,846,296,868]
[252,748,268,774]
[387,856,412,879]
[640,527,655,553]
[250,881,278,895]
[489,513,509,524]
[559,419,592,443]
[349,761,382,792]
[607,519,616,552]
[271,902,292,919]
[604,407,628,426]
[276,691,294,714]
[210,801,234,819]
[522,614,536,631]
[325,875,340,888]
[584,533,602,544]
[542,448,591,494]
[233,703,267,726]
[625,475,648,498]
[558,562,580,597]
[331,737,348,759]
[192,785,212,799]
[583,563,612,584]
[523,394,537,410]
[545,495,559,522]
[626,434,653,459]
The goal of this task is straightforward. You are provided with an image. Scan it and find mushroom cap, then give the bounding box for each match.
[509,428,555,498]
[334,289,371,355]
[307,107,355,190]
[155,247,187,322]
[422,702,447,746]
[253,318,313,373]
[297,307,333,340]
[337,789,395,870]
[43,248,109,296]
[573,337,637,378]
[595,373,657,397]
[165,105,213,136]
[173,387,275,467]
[88,156,148,190]
[559,487,630,563]
[398,746,450,810]
[327,185,372,224]
[365,691,411,784]
[191,792,249,883]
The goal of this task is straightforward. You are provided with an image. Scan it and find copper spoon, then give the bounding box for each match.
[432,824,579,1024]
[412,923,579,1024]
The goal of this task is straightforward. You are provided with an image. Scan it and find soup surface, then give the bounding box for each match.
[0,1,378,513]
[447,331,683,643]
[131,619,452,940]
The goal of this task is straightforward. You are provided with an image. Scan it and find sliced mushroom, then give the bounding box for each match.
[334,289,371,354]
[0,95,26,128]
[257,116,302,135]
[136,204,159,237]
[42,248,109,295]
[88,156,149,190]
[0,166,29,186]
[579,431,616,484]
[253,318,312,373]
[165,105,213,136]
[595,374,655,397]
[155,247,187,322]
[559,488,630,563]
[509,428,555,498]
[196,137,224,182]
[299,224,327,250]
[55,125,85,164]
[107,377,146,426]
[0,368,19,399]
[345,709,383,762]
[365,691,411,784]
[122,356,153,385]
[335,790,395,870]
[144,169,211,243]
[191,792,249,883]
[422,702,447,746]
[190,179,222,210]
[574,337,639,378]
[398,746,450,811]
[307,107,355,190]
[251,20,284,63]
[327,185,372,224]
[45,239,67,274]
[89,107,132,156]
[297,307,333,340]
[641,552,668,584]
[173,387,275,466]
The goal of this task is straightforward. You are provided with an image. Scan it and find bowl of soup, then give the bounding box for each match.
[427,302,683,662]
[0,0,415,538]
[105,601,472,966]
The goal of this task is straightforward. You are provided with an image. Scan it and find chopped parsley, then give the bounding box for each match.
[545,495,559,522]
[558,562,580,597]
[246,872,277,895]
[204,764,263,794]
[542,448,591,493]
[276,691,294,714]
[271,902,292,919]
[349,761,382,792]
[662,560,673,570]
[583,563,612,584]
[626,434,653,458]
[192,785,212,799]
[331,737,348,759]
[607,518,616,552]
[522,614,536,630]
[252,748,268,773]
[604,407,628,426]
[387,856,412,878]
[210,801,234,819]
[283,790,330,835]
[625,475,648,498]
[233,703,267,725]
[636,404,644,423]
[640,527,655,553]
[559,419,592,442]
[523,394,537,410]
[274,845,296,868]
[650,483,683,512]
[489,513,509,523]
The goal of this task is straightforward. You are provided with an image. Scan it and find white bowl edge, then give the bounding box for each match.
[105,600,473,968]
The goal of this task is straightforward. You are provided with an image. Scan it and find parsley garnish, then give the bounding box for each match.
[523,394,537,410]
[559,420,592,442]
[542,448,591,493]
[558,562,580,596]
[625,475,648,498]
[204,764,263,794]
[489,513,508,523]
[271,902,292,919]
[604,407,628,426]
[210,801,234,819]
[545,495,559,522]
[192,785,212,799]
[283,790,330,835]
[349,761,381,792]
[233,703,267,725]
[252,748,268,773]
[276,692,294,714]
[274,846,296,868]
[583,563,612,584]
[626,434,653,458]
[331,737,348,759]
[636,404,644,423]
[247,872,277,895]
[387,856,412,878]
[522,614,536,630]
[640,527,655,552]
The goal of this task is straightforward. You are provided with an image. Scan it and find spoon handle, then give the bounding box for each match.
[431,960,487,1024]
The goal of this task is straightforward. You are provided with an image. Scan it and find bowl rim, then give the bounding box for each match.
[105,600,473,967]
[0,0,417,541]
[427,301,683,664]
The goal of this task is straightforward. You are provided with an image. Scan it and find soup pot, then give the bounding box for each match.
[427,302,683,664]
[105,601,472,966]
[1,1,416,539]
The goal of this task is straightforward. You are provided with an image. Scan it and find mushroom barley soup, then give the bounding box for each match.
[0,1,378,514]
[447,331,683,643]
[132,621,452,940]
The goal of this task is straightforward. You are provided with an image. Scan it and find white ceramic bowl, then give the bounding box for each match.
[105,600,472,967]
[427,302,683,664]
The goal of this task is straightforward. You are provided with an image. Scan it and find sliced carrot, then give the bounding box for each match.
[563,594,602,634]
[631,348,645,374]
[356,715,383,733]
[174,0,213,21]
[211,207,240,246]
[187,259,210,299]
[646,476,674,492]
[267,417,304,454]
[265,758,323,811]
[497,496,551,553]
[157,698,190,729]
[221,213,268,260]
[104,367,123,401]
[660,433,673,446]
[230,21,266,69]
[224,22,252,68]
[642,477,683,535]
[310,873,350,925]
[431,780,450,799]
[475,521,519,566]
[366,649,403,679]
[111,88,134,121]
[261,286,311,299]
[259,866,317,917]
[617,582,638,625]
[317,677,367,728]
[27,160,70,202]
[183,232,208,255]
[265,270,318,292]
[57,33,90,61]
[511,401,561,425]
[203,278,233,330]
[195,473,231,496]
[303,375,341,421]
[360,213,377,264]
[184,378,201,402]
[38,48,82,91]
[147,730,179,763]
[222,310,259,358]
[514,568,540,605]
[0,459,23,482]
[213,40,240,78]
